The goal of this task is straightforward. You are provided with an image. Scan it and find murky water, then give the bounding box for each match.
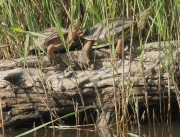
[3,122,180,137]
[140,122,180,137]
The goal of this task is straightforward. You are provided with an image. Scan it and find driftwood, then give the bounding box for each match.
[0,40,180,128]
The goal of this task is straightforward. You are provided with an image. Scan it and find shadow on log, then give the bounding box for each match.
[0,41,180,128]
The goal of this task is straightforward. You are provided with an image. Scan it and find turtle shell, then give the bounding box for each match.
[83,18,134,45]
[39,27,69,47]
[29,27,69,52]
[37,27,57,47]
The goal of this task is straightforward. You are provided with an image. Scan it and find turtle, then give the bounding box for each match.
[29,27,57,54]
[32,19,81,61]
[78,6,153,69]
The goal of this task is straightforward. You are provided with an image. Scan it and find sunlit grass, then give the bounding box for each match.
[1,0,178,58]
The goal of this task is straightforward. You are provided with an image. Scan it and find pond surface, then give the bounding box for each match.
[3,122,180,137]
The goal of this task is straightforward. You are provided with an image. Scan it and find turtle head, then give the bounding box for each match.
[68,19,81,42]
[69,19,81,34]
[137,6,153,30]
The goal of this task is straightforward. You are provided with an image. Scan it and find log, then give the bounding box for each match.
[0,40,180,128]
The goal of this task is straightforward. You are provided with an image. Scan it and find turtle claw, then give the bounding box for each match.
[78,51,90,69]
[114,46,121,59]
[78,62,87,70]
[50,58,61,67]
[78,62,94,70]
[115,51,122,60]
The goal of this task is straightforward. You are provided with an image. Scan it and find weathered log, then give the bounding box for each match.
[0,40,180,128]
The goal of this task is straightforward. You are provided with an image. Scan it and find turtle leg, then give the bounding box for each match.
[47,44,63,65]
[78,40,94,69]
[115,39,123,59]
[47,44,57,60]
[115,35,130,59]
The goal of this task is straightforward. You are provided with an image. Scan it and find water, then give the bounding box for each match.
[140,122,180,137]
[3,122,180,137]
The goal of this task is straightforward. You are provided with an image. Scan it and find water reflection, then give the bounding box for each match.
[4,128,97,137]
[140,122,180,137]
[2,122,180,137]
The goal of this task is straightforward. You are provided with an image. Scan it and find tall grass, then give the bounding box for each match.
[1,0,179,58]
[1,0,180,135]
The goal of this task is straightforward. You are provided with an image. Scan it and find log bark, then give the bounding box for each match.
[0,40,180,128]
